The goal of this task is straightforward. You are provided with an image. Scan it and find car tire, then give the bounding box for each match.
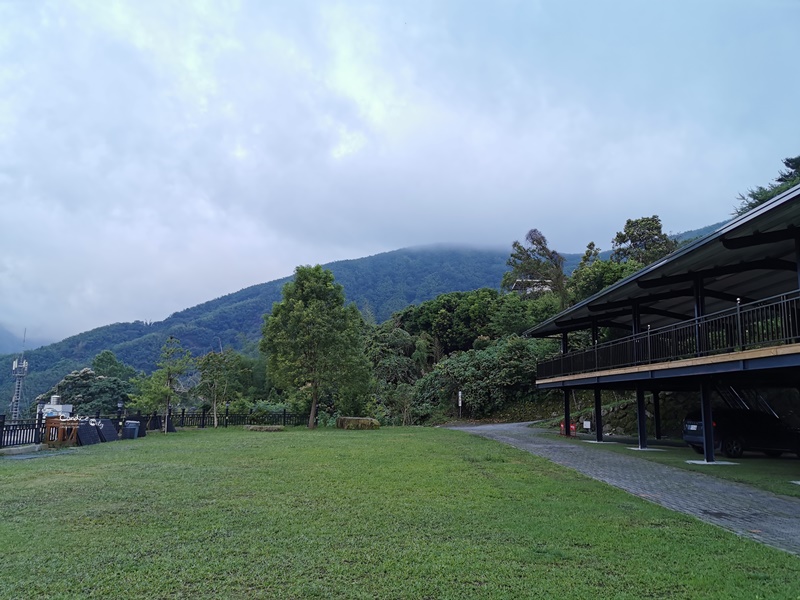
[690,445,704,454]
[764,450,783,458]
[723,438,744,459]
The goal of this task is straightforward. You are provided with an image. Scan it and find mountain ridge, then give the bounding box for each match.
[0,221,726,408]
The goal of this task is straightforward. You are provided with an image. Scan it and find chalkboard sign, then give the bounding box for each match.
[98,419,118,442]
[77,422,101,446]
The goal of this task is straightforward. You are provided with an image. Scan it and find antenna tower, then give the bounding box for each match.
[9,330,28,423]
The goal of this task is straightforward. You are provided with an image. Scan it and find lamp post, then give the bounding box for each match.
[225,401,230,428]
[35,399,46,444]
[117,399,124,439]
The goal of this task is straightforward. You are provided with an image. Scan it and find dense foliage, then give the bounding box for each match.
[735,155,800,216]
[10,154,794,425]
[0,246,513,404]
[261,266,372,428]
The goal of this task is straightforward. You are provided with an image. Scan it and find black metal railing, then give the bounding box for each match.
[0,417,40,448]
[1,410,309,449]
[537,290,800,379]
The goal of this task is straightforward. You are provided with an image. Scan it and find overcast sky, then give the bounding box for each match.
[1,0,798,342]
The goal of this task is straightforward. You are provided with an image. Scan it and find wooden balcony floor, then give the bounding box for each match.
[536,342,800,387]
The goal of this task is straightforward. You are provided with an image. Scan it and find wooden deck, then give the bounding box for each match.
[536,343,800,386]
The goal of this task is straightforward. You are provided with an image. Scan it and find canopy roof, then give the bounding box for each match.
[525,183,800,338]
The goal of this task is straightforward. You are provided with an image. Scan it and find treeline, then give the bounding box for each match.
[33,210,682,427]
[16,155,799,423]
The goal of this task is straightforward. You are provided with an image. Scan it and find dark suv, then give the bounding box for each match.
[682,408,800,459]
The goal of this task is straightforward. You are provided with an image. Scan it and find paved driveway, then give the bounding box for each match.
[454,422,800,556]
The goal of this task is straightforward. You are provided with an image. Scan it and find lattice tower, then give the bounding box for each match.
[10,354,28,423]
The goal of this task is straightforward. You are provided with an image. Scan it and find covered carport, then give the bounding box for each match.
[525,182,800,462]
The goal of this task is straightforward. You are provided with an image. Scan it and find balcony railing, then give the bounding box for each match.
[536,290,800,379]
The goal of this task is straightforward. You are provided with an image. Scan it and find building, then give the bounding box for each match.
[525,183,800,462]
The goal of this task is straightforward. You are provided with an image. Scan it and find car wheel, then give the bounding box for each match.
[723,438,744,459]
[764,450,783,458]
[690,445,704,454]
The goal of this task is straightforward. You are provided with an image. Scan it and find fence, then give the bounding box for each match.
[537,290,800,379]
[0,410,309,450]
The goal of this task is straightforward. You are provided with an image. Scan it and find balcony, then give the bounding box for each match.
[537,290,800,381]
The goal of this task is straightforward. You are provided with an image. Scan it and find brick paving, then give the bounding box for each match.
[454,422,800,556]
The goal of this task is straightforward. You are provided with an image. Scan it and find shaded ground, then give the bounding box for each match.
[453,422,800,556]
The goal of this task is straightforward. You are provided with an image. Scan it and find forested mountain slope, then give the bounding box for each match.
[0,224,724,407]
[1,245,514,403]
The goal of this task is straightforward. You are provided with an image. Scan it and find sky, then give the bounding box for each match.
[1,0,798,343]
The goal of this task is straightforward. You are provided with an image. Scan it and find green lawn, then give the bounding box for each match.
[1,428,798,599]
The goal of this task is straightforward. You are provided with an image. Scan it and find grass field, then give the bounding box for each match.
[1,427,798,599]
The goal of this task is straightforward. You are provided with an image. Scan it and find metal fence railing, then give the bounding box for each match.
[537,290,800,379]
[1,410,309,450]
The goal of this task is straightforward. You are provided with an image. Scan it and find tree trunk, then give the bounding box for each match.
[308,384,318,429]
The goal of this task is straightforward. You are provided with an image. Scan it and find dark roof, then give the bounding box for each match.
[525,182,800,338]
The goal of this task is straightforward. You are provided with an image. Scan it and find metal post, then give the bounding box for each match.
[701,382,715,462]
[636,385,647,449]
[200,407,206,429]
[35,402,44,444]
[117,400,124,438]
[0,414,6,449]
[283,408,287,427]
[563,389,571,437]
[594,388,603,443]
[180,407,185,427]
[653,391,662,440]
[224,403,229,428]
[736,297,743,350]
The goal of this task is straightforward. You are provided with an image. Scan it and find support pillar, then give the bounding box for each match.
[563,389,571,437]
[636,384,647,449]
[701,382,715,463]
[594,387,603,442]
[653,391,662,440]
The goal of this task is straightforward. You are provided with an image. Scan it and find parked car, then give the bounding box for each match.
[682,408,800,459]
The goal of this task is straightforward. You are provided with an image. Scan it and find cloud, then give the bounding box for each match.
[0,0,798,340]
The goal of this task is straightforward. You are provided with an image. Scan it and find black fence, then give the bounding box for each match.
[0,417,40,448]
[537,290,800,379]
[0,410,309,450]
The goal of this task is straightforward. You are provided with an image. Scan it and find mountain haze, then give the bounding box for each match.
[0,223,726,410]
[1,245,513,405]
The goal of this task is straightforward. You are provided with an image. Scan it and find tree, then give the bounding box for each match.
[569,242,643,302]
[611,216,677,266]
[35,368,133,415]
[196,348,246,428]
[91,350,139,382]
[147,337,193,433]
[501,228,568,309]
[261,265,372,428]
[735,155,800,215]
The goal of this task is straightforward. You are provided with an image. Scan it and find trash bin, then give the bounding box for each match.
[123,421,140,440]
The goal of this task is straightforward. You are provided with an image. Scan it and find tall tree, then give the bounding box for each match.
[35,367,133,415]
[91,350,139,382]
[735,155,800,215]
[501,228,568,308]
[261,265,371,428]
[611,216,677,266]
[197,348,245,428]
[569,242,643,302]
[155,336,193,433]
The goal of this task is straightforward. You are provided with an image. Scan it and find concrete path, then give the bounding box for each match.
[454,422,800,556]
